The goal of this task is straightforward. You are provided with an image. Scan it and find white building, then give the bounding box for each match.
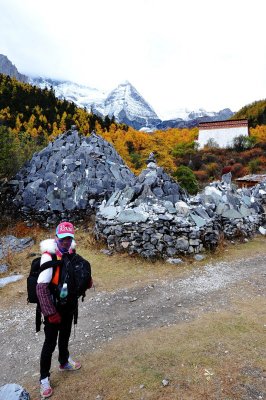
[197,119,249,149]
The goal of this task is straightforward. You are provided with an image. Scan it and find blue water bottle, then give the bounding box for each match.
[60,283,68,303]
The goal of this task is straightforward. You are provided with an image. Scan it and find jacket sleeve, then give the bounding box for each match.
[36,283,57,316]
[36,253,57,316]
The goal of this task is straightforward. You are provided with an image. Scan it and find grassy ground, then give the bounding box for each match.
[26,297,265,400]
[1,222,266,399]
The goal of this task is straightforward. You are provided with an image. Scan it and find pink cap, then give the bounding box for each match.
[56,222,75,239]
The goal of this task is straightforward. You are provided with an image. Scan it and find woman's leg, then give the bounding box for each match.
[40,318,59,380]
[58,311,74,365]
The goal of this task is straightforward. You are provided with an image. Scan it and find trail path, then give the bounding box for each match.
[0,254,265,387]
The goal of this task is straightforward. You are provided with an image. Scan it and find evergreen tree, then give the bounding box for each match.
[173,165,199,195]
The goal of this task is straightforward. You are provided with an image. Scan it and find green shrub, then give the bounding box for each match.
[173,165,199,195]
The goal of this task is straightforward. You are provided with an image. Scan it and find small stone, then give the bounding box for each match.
[166,258,183,265]
[194,254,205,261]
[162,379,169,386]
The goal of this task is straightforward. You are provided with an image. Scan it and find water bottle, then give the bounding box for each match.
[60,283,68,302]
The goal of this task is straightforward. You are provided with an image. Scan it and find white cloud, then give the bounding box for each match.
[0,0,266,116]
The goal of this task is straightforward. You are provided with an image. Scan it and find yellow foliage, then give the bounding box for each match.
[100,126,199,174]
[250,125,266,142]
[73,108,90,134]
[95,121,104,135]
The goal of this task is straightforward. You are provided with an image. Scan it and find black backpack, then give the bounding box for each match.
[60,253,92,301]
[27,254,58,304]
[27,252,92,332]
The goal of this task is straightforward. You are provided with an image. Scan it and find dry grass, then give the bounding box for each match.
[25,297,266,400]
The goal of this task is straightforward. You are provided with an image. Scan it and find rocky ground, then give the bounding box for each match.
[0,251,265,398]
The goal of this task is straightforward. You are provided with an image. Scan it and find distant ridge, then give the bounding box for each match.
[0,54,28,83]
[0,53,234,130]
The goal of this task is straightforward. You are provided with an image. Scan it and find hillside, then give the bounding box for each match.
[0,73,118,137]
[232,99,266,127]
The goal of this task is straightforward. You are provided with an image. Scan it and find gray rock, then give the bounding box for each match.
[0,236,33,260]
[0,264,8,273]
[0,384,30,400]
[117,209,149,223]
[189,213,206,228]
[166,258,183,264]
[194,254,205,261]
[0,275,24,288]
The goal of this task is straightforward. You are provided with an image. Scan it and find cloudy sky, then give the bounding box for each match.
[0,0,265,119]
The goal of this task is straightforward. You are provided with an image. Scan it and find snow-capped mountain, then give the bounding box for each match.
[0,54,234,131]
[29,78,161,130]
[103,81,161,130]
[157,108,234,130]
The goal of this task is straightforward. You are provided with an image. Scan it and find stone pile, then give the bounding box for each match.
[0,235,34,260]
[192,176,265,240]
[95,165,265,259]
[95,160,222,259]
[136,152,188,203]
[3,128,135,225]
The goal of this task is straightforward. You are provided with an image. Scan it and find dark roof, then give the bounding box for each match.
[235,174,266,182]
[199,119,248,130]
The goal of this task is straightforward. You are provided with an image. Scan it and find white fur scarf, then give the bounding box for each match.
[40,238,76,254]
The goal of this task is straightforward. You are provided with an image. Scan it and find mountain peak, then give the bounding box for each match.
[118,80,131,86]
[104,81,161,130]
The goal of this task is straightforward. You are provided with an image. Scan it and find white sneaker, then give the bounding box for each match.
[40,377,53,398]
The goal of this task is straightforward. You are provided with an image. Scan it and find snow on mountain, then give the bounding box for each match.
[0,54,234,131]
[29,78,160,130]
[29,77,106,111]
[156,108,234,130]
[160,107,224,121]
[103,81,161,130]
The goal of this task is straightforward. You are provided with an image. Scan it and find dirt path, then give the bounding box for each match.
[0,254,265,387]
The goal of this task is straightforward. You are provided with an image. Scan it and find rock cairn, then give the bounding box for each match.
[95,163,266,259]
[2,128,135,225]
[196,177,265,240]
[95,159,222,259]
[138,152,188,203]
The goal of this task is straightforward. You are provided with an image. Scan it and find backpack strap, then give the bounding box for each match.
[39,257,58,273]
[74,304,78,325]
[51,255,62,285]
[36,305,42,333]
